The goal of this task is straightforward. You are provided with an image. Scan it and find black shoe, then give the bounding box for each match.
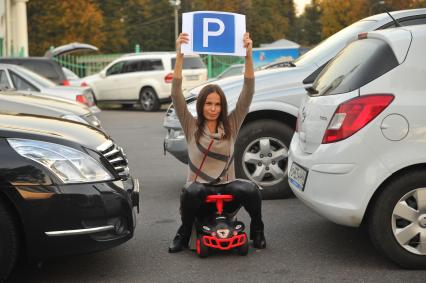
[168,226,190,253]
[252,231,266,249]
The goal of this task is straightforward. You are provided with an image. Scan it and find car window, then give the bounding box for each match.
[379,16,426,29]
[9,71,39,91]
[106,62,125,76]
[123,60,140,73]
[21,61,59,81]
[294,20,375,67]
[0,70,11,89]
[140,59,164,71]
[171,57,205,69]
[312,38,399,97]
[16,67,56,87]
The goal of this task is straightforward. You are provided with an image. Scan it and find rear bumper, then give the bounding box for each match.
[16,177,140,261]
[288,132,389,227]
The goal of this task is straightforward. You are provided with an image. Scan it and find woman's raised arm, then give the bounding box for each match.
[171,33,195,139]
[173,33,188,79]
[229,32,255,131]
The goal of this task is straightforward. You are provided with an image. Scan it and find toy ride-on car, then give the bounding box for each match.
[195,194,249,258]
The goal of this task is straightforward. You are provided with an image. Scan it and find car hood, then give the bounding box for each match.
[0,91,90,116]
[0,113,108,150]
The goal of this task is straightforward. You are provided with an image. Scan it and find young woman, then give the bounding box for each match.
[169,32,266,253]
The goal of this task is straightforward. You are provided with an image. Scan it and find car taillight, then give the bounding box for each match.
[322,94,394,144]
[76,94,89,106]
[80,82,88,87]
[61,79,70,86]
[164,72,173,83]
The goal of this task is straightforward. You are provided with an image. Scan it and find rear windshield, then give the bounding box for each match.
[23,61,61,80]
[0,59,62,81]
[16,67,57,87]
[171,57,205,69]
[311,38,399,96]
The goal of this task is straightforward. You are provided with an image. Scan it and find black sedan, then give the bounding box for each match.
[0,113,139,281]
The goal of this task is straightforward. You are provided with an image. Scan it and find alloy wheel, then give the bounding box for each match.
[392,187,426,255]
[241,136,288,187]
[140,90,155,111]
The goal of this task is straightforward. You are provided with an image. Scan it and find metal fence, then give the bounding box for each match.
[53,53,244,79]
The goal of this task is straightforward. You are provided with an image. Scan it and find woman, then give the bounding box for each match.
[169,32,266,253]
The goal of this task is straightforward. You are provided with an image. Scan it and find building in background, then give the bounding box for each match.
[253,38,301,67]
[0,0,29,57]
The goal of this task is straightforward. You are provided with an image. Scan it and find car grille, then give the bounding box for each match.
[97,140,129,180]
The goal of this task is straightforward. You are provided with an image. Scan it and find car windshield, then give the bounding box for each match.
[294,20,376,67]
[16,66,57,87]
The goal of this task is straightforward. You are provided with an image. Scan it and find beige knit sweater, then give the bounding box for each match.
[171,77,255,185]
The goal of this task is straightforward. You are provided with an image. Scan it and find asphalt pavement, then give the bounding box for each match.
[8,109,426,282]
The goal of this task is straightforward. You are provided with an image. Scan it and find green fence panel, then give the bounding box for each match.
[54,53,244,79]
[201,55,244,78]
[54,54,123,78]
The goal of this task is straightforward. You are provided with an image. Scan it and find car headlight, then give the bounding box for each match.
[61,114,89,125]
[8,139,114,183]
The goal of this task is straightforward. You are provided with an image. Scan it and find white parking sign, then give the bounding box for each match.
[181,11,246,56]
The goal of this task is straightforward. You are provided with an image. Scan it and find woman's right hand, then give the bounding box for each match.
[176,33,189,55]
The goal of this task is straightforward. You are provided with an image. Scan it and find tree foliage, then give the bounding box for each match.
[27,0,426,55]
[27,0,105,56]
[318,0,426,40]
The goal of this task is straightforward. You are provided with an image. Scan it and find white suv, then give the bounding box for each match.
[288,25,426,268]
[82,52,207,111]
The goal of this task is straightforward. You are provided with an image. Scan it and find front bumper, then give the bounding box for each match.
[288,132,390,227]
[164,128,188,164]
[16,177,140,261]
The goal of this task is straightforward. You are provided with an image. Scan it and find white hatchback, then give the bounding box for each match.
[288,25,426,268]
[82,52,207,111]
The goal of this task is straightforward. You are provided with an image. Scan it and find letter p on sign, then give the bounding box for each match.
[182,11,246,56]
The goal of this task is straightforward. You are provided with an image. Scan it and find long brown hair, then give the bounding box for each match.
[195,84,231,142]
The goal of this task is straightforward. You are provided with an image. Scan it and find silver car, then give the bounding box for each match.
[163,9,426,199]
[0,90,102,129]
[0,64,100,113]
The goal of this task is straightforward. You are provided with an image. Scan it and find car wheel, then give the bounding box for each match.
[0,199,19,281]
[369,170,426,268]
[139,87,160,112]
[235,119,294,199]
[196,238,209,258]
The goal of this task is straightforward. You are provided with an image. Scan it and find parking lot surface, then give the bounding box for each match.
[8,109,426,282]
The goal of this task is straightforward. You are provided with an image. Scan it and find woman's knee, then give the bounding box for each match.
[182,182,207,200]
[229,179,260,197]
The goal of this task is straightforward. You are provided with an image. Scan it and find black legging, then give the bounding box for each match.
[179,179,264,237]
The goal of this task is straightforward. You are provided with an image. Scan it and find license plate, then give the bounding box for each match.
[185,75,199,81]
[289,162,308,191]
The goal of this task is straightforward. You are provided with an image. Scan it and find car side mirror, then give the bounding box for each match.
[100,70,106,78]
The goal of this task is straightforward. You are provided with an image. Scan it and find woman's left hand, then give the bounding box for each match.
[243,32,253,57]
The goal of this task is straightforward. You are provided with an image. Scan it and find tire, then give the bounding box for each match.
[139,87,160,112]
[235,119,294,199]
[368,170,426,268]
[196,238,209,258]
[237,236,249,256]
[0,200,19,281]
